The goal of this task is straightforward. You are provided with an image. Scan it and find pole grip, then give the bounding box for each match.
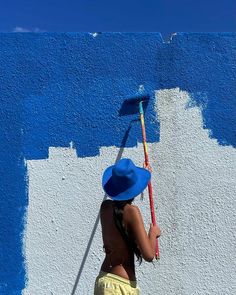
[148,182,160,259]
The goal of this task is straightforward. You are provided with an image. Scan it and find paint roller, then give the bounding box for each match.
[120,94,160,259]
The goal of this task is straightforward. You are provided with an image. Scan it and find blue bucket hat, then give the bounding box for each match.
[102,158,151,201]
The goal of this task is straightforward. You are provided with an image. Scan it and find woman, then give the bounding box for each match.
[94,158,161,294]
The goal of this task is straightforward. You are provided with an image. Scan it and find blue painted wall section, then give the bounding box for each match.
[0,33,235,293]
[21,33,162,159]
[158,33,236,147]
[0,67,27,293]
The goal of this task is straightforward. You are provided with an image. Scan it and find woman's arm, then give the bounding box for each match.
[125,205,160,262]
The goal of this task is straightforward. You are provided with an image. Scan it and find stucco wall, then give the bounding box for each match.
[0,33,235,295]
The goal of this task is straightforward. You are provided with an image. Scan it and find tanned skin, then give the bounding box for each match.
[100,199,161,281]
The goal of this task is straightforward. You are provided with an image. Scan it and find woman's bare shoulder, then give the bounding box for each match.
[124,204,142,222]
[125,204,140,214]
[100,199,113,210]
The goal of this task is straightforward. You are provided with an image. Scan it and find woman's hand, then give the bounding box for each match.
[143,161,152,173]
[149,223,161,238]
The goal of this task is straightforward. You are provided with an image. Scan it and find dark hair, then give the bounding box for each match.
[113,199,142,264]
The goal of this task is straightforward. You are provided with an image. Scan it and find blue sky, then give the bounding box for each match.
[1,0,236,38]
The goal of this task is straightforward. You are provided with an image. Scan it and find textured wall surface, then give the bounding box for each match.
[0,33,235,295]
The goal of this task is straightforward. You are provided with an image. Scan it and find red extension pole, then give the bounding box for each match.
[139,101,160,259]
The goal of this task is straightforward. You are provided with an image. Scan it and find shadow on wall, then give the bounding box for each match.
[71,123,133,295]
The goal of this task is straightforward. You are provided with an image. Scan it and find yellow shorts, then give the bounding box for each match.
[94,271,140,294]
